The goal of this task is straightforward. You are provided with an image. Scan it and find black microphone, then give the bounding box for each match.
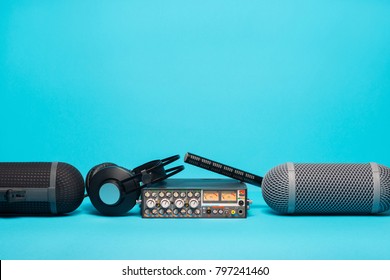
[0,162,85,214]
[184,152,263,187]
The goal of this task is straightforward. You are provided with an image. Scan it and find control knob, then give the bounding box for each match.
[189,199,199,208]
[146,199,156,208]
[174,199,185,209]
[160,198,171,209]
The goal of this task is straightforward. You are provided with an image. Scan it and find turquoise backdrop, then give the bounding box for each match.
[1,1,390,259]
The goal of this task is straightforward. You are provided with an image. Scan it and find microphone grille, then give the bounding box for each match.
[379,164,390,213]
[262,163,289,213]
[56,162,85,214]
[294,163,373,213]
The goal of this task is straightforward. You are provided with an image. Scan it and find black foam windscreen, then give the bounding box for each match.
[262,162,390,214]
[0,162,85,214]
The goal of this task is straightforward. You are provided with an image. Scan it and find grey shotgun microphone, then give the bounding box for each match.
[262,163,390,214]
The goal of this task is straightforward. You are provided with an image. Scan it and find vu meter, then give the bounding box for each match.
[221,191,237,202]
[141,179,248,218]
[203,191,219,202]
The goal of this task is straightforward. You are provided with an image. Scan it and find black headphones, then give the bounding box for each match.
[86,155,184,215]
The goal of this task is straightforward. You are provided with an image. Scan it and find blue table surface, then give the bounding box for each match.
[2,184,390,260]
[1,0,390,260]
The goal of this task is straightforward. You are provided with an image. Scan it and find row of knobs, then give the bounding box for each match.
[145,198,200,209]
[145,208,201,216]
[145,191,201,199]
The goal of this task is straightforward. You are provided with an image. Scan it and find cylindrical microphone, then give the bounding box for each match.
[262,163,390,214]
[184,152,263,187]
[0,162,85,215]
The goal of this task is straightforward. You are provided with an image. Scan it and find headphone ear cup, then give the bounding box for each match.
[85,162,118,190]
[87,166,140,216]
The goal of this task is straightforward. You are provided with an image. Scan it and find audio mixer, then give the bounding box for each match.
[141,179,248,218]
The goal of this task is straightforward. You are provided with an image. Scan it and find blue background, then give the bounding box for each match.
[1,1,390,259]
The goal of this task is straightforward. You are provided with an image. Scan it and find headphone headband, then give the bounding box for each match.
[127,155,183,186]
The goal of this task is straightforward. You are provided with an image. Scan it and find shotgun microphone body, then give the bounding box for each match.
[262,162,390,214]
[0,162,85,214]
